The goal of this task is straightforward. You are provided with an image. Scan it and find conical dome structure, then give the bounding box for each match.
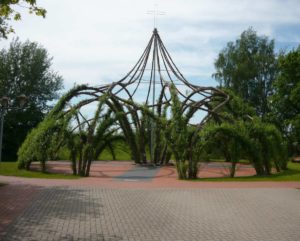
[49,29,229,165]
[101,28,229,163]
[17,28,229,176]
[105,28,228,124]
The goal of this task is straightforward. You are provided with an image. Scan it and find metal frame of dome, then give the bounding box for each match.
[62,28,229,164]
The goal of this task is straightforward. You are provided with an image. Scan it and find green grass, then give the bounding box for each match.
[98,142,132,160]
[209,158,250,164]
[0,162,79,179]
[194,162,300,182]
[56,141,132,161]
[56,140,156,161]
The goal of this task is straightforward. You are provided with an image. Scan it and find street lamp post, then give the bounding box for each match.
[0,95,27,163]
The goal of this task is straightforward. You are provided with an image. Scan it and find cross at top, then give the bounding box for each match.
[147,4,166,28]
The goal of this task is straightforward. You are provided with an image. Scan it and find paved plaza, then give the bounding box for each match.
[1,161,300,241]
[1,186,300,241]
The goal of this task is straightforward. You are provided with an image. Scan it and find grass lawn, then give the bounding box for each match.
[0,162,79,179]
[57,140,133,161]
[195,162,300,182]
[98,144,132,160]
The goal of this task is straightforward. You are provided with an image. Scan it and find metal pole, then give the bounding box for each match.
[0,109,4,163]
[150,30,157,164]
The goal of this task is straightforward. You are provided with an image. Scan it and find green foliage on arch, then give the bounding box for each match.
[17,81,288,180]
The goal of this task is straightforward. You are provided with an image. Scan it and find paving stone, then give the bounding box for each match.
[1,188,300,241]
[0,184,40,237]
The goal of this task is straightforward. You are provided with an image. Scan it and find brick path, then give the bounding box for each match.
[0,184,40,237]
[1,161,300,240]
[1,187,300,241]
[114,165,161,182]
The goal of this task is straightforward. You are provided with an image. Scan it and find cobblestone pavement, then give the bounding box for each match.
[1,187,300,241]
[0,184,40,237]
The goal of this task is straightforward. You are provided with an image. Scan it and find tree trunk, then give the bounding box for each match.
[41,160,46,173]
[230,162,237,178]
[69,147,77,175]
[71,160,77,175]
[85,159,92,177]
[107,142,116,160]
[187,147,198,179]
[263,151,271,175]
[78,144,84,176]
[25,161,31,171]
[160,144,168,165]
[224,148,231,162]
[176,161,188,179]
[253,160,264,176]
[274,161,280,173]
[139,119,147,164]
[165,152,172,165]
[188,160,198,179]
[264,160,271,175]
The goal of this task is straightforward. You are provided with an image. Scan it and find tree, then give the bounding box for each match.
[162,84,204,179]
[0,0,46,39]
[201,122,252,177]
[65,100,123,177]
[201,119,287,177]
[0,38,63,161]
[271,46,300,154]
[18,86,124,176]
[203,89,288,177]
[213,28,278,118]
[247,119,288,174]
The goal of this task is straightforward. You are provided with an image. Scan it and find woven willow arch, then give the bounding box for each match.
[58,28,229,164]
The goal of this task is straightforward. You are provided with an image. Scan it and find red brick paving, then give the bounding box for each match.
[31,161,134,178]
[0,161,299,241]
[0,161,300,189]
[32,161,257,178]
[0,161,299,238]
[0,184,41,238]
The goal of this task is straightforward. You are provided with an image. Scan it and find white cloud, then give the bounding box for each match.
[0,0,299,92]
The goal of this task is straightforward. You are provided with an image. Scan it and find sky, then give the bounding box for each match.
[1,0,300,93]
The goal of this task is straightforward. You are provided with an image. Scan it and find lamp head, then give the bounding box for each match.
[1,96,10,108]
[17,94,28,108]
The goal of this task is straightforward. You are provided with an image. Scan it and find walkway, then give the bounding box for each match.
[0,184,40,238]
[114,165,161,182]
[1,187,300,241]
[1,161,300,241]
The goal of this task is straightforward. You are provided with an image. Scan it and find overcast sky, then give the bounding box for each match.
[1,0,300,92]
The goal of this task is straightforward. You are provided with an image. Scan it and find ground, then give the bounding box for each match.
[1,161,300,241]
